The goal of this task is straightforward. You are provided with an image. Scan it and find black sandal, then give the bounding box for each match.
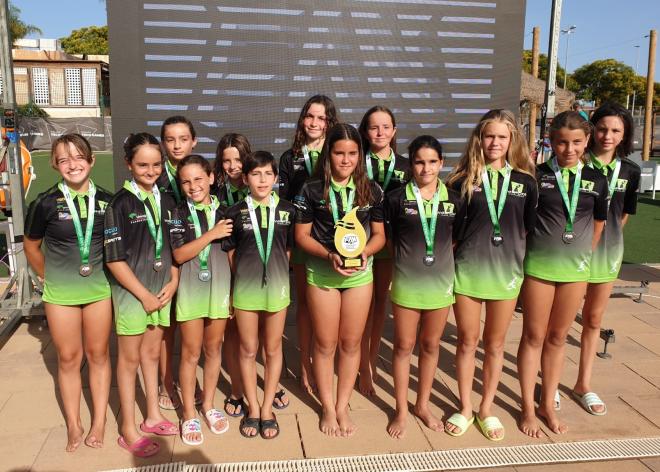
[224,396,246,417]
[272,389,289,410]
[260,414,280,440]
[239,416,261,438]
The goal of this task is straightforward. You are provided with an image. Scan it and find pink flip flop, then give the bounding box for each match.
[140,419,178,436]
[117,435,160,458]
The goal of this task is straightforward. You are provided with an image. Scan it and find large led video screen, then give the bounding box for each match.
[108,0,526,185]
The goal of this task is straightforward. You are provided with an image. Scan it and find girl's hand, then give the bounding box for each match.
[157,280,178,308]
[141,292,162,314]
[209,219,233,240]
[330,252,358,277]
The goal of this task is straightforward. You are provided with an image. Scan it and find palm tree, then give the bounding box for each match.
[8,2,42,43]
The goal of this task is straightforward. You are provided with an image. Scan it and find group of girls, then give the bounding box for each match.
[24,96,640,456]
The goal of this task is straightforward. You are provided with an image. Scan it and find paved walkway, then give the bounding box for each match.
[1,264,659,472]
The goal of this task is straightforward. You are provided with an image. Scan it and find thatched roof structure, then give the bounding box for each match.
[520,71,575,112]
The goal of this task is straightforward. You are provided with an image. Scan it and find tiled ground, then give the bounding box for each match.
[0,264,659,471]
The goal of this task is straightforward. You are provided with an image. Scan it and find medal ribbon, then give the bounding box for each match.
[59,180,96,267]
[328,185,355,224]
[225,182,248,205]
[410,180,441,257]
[165,160,182,203]
[550,158,583,234]
[481,163,511,238]
[125,180,163,261]
[246,193,277,286]
[186,196,219,271]
[302,145,319,176]
[365,149,395,191]
[589,153,621,201]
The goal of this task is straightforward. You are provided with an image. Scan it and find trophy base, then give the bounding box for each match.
[342,257,362,269]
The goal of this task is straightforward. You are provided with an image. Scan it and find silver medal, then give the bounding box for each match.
[153,259,164,271]
[491,234,504,246]
[198,269,211,282]
[423,255,435,266]
[79,264,92,277]
[562,232,575,244]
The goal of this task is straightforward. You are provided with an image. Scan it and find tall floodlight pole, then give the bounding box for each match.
[540,0,563,161]
[561,25,576,89]
[0,0,33,312]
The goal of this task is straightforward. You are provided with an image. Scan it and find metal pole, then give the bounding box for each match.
[529,26,540,150]
[563,33,570,89]
[540,0,563,161]
[0,0,32,306]
[642,30,657,162]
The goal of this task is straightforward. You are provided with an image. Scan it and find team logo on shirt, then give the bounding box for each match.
[276,210,291,225]
[439,202,455,216]
[615,179,628,192]
[393,170,406,181]
[541,182,555,189]
[508,182,527,197]
[506,276,519,291]
[577,257,589,272]
[580,180,595,192]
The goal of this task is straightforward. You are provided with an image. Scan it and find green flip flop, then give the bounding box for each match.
[476,415,505,441]
[445,412,475,437]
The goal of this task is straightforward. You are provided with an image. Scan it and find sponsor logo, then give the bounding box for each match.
[508,182,527,197]
[276,210,291,225]
[541,182,555,189]
[104,236,121,245]
[404,207,418,216]
[281,286,287,299]
[615,178,628,191]
[57,212,72,220]
[506,276,519,290]
[129,212,148,224]
[104,227,118,235]
[577,257,588,272]
[580,180,595,191]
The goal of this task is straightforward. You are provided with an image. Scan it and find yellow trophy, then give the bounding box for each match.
[334,207,367,268]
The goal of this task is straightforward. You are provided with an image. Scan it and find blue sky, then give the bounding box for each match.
[12,0,660,77]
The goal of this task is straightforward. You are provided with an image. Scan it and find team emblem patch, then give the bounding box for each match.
[278,210,290,223]
[511,182,524,193]
[581,180,594,191]
[615,179,628,191]
[442,202,455,214]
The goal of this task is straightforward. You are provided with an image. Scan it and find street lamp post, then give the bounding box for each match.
[561,25,576,89]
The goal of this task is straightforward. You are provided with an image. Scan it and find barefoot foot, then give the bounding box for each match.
[84,421,106,448]
[387,411,407,439]
[519,409,542,438]
[358,369,375,396]
[336,407,357,437]
[319,408,339,436]
[537,406,567,434]
[413,405,444,433]
[66,422,84,452]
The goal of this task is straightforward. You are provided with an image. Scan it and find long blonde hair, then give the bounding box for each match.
[447,109,533,200]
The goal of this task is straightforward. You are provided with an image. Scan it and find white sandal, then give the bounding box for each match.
[181,418,204,446]
[572,391,607,416]
[204,408,229,435]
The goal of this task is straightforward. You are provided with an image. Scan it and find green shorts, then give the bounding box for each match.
[113,293,171,335]
[306,255,373,289]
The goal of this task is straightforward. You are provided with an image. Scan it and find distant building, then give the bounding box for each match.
[0,38,110,118]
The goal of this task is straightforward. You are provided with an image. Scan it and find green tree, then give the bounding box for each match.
[521,50,577,90]
[8,2,42,43]
[571,59,639,104]
[60,26,108,55]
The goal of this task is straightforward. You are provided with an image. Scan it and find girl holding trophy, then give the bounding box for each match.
[294,123,386,437]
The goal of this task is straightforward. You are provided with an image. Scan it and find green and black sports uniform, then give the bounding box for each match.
[214,181,249,207]
[587,155,641,283]
[524,160,608,282]
[279,147,321,265]
[385,180,462,309]
[366,150,409,259]
[157,159,184,205]
[222,193,296,312]
[294,178,384,289]
[25,182,113,305]
[104,182,176,335]
[452,167,538,299]
[168,197,231,321]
